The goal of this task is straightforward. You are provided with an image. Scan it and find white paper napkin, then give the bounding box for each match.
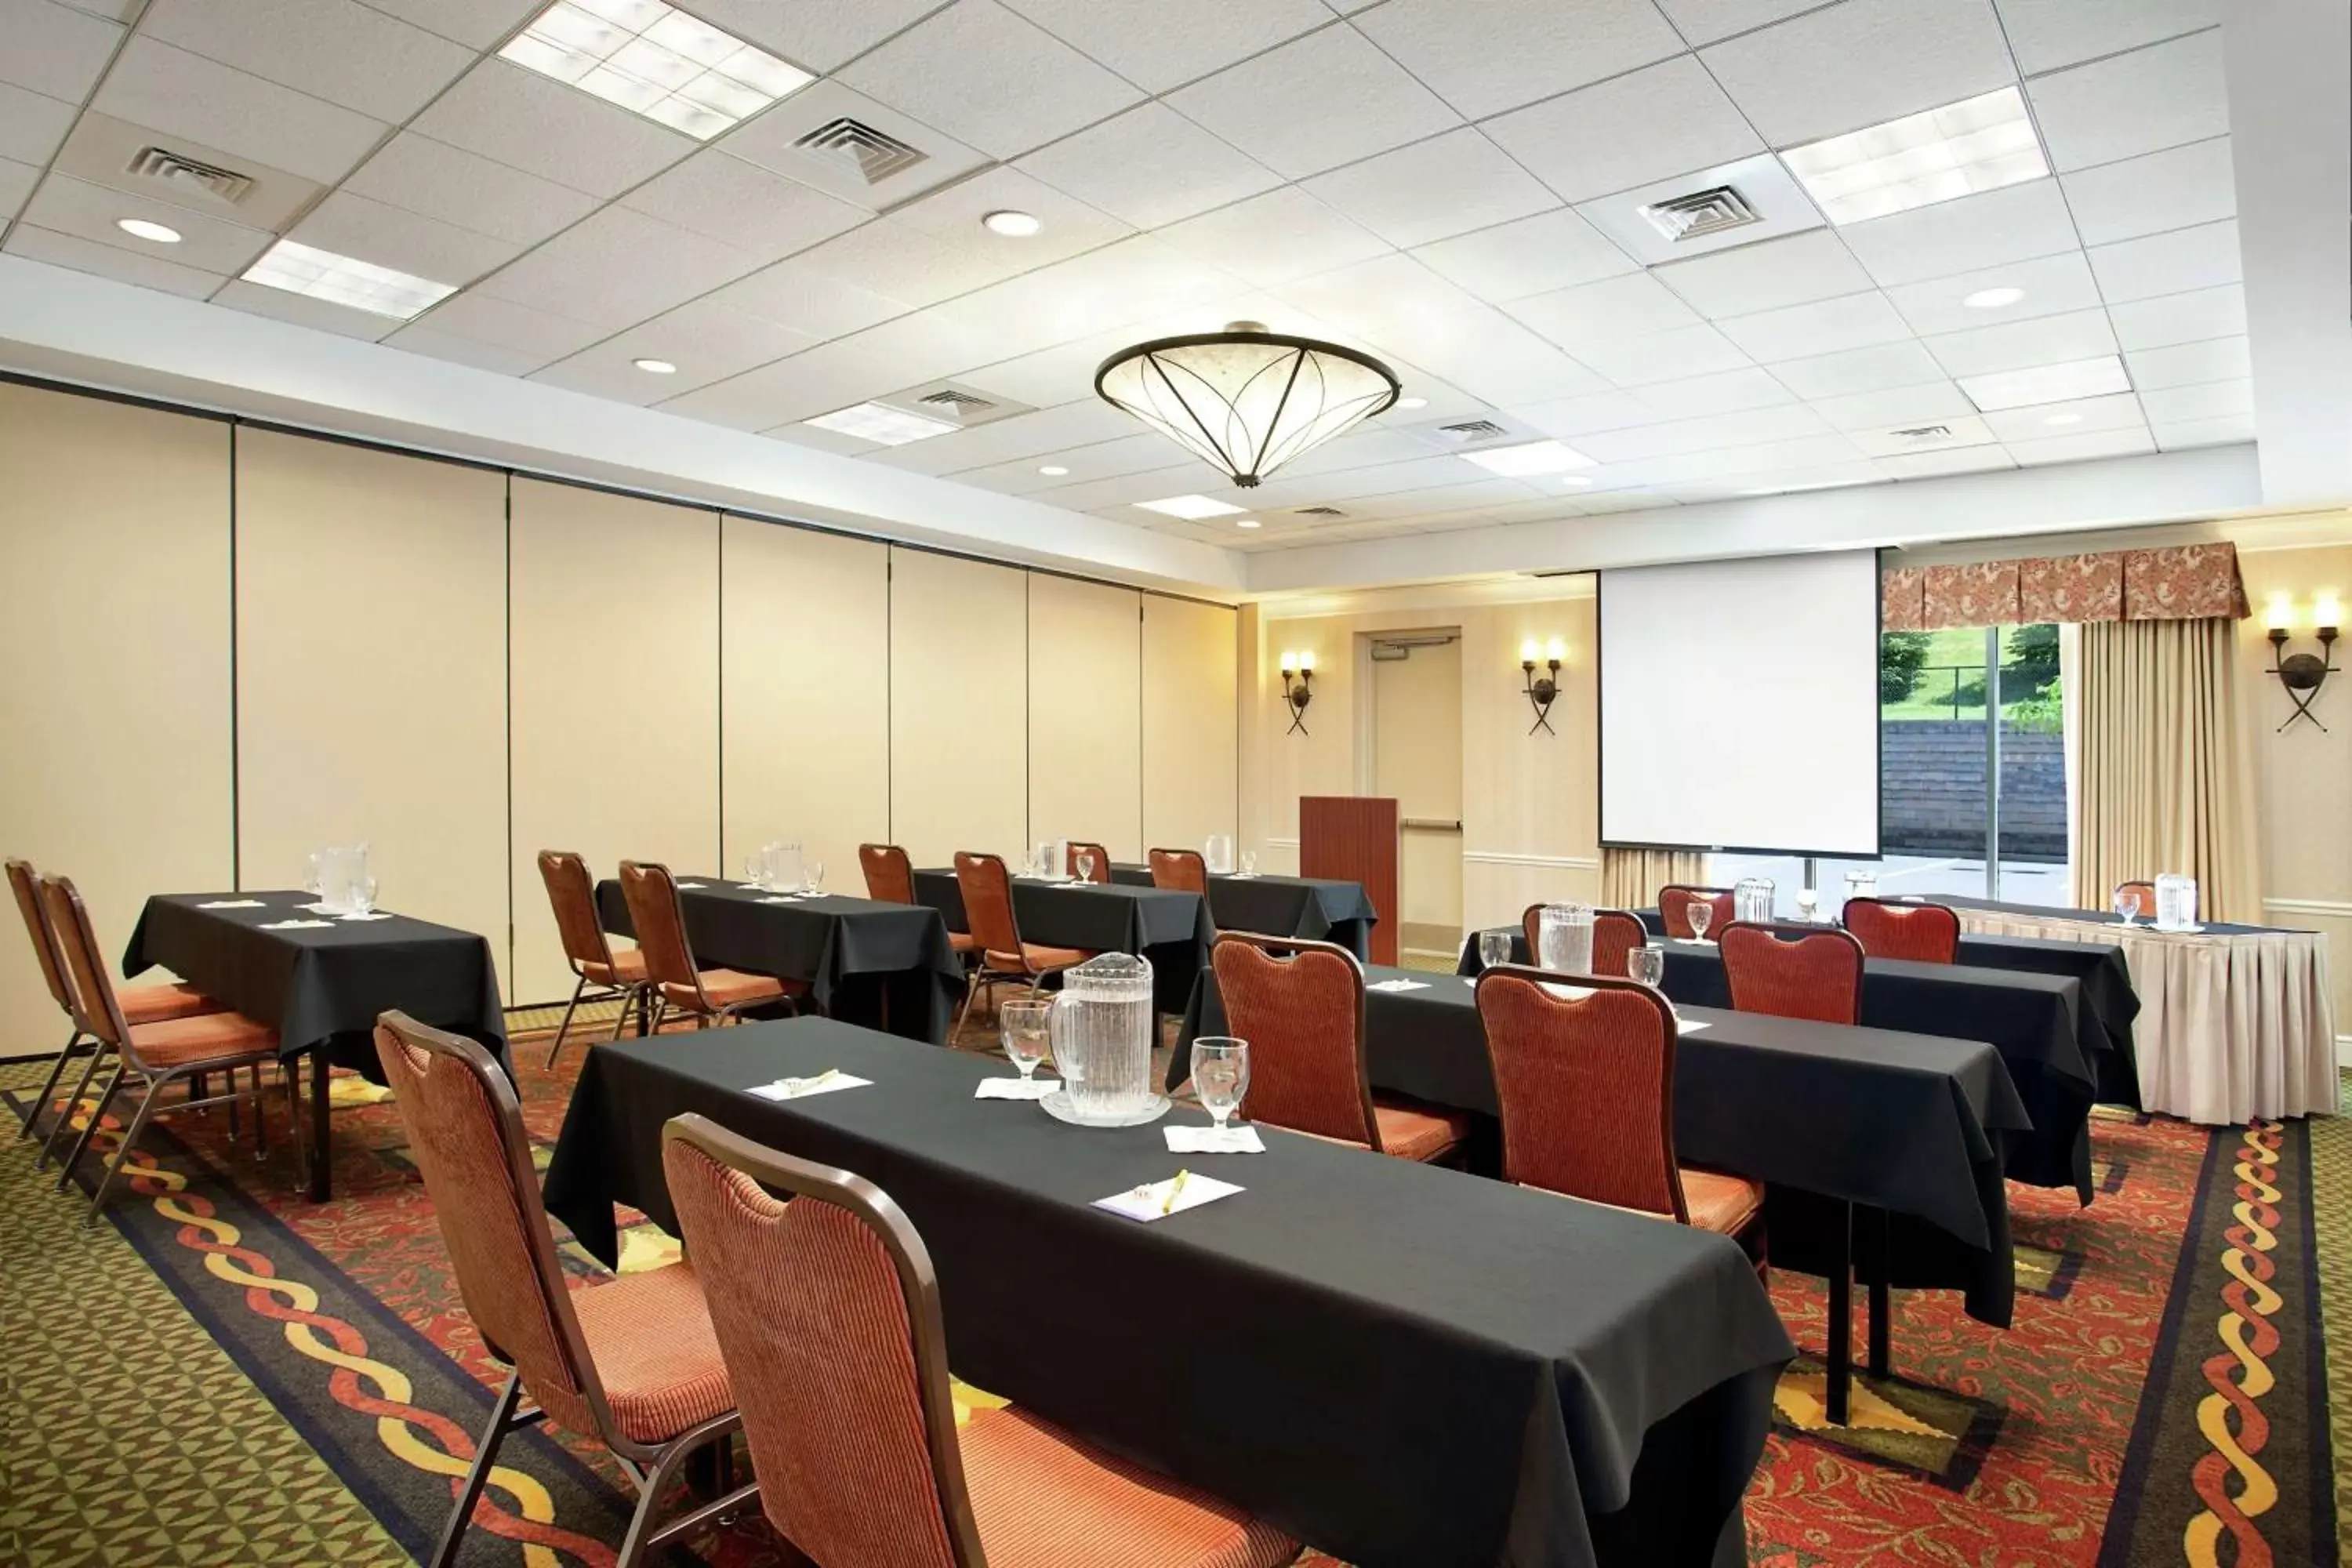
[1165,1124,1265,1154]
[1676,1018,1712,1034]
[338,911,394,922]
[746,1070,872,1102]
[261,919,333,931]
[299,902,339,915]
[1367,978,1429,993]
[1093,1171,1243,1221]
[757,895,809,905]
[1226,872,1261,879]
[197,898,267,909]
[1671,937,1714,946]
[975,1076,1060,1101]
[676,882,707,890]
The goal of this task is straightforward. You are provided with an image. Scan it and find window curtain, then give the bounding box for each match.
[1600,846,1707,909]
[2067,617,2262,922]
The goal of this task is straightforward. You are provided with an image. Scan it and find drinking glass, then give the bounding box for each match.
[1076,851,1097,884]
[348,876,378,916]
[303,851,322,896]
[1628,942,1665,988]
[1686,901,1713,942]
[1000,999,1052,1080]
[1240,850,1258,876]
[1795,889,1819,923]
[2112,888,2137,926]
[1190,1036,1250,1130]
[742,855,765,890]
[804,860,824,895]
[1477,928,1513,972]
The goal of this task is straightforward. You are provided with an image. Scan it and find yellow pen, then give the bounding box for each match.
[1160,1168,1191,1215]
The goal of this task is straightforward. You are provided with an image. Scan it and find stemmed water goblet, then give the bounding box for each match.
[1190,1036,1250,1131]
[1686,900,1713,942]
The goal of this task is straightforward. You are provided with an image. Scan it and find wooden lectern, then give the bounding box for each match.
[1299,796,1399,965]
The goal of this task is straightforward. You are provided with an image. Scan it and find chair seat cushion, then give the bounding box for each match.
[963,1404,1296,1568]
[1372,1095,1469,1163]
[582,949,648,987]
[949,930,978,955]
[985,944,1094,974]
[568,1261,735,1445]
[118,982,226,1026]
[688,968,803,1008]
[1680,1167,1765,1236]
[126,1010,278,1068]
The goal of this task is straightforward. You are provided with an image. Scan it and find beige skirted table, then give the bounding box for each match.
[1941,897,2336,1126]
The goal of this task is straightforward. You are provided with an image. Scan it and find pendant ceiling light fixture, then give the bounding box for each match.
[1095,321,1403,488]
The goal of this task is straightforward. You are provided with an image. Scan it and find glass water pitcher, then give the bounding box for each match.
[1203,833,1235,876]
[2154,873,2199,930]
[1536,903,1595,976]
[1734,877,1776,924]
[1048,953,1156,1122]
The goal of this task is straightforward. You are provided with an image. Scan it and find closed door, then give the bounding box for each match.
[1370,636,1462,957]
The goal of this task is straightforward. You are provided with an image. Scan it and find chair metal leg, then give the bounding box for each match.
[85,1076,168,1225]
[609,985,644,1044]
[615,1421,746,1568]
[283,1058,310,1194]
[53,1062,125,1192]
[19,1028,85,1138]
[252,1065,270,1163]
[1825,1200,1853,1425]
[954,971,981,1041]
[38,1043,110,1171]
[546,975,590,1069]
[430,1369,527,1568]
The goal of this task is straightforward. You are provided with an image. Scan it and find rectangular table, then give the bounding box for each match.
[1109,864,1377,958]
[911,869,1211,1014]
[545,1018,1794,1568]
[593,877,964,1044]
[124,891,508,1200]
[1943,930,2141,1105]
[1936,894,2336,1124]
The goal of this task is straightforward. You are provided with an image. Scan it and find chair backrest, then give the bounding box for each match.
[1208,934,1379,1149]
[1065,841,1111,884]
[36,874,132,1054]
[1842,898,1959,963]
[1473,966,1686,1220]
[1719,921,1865,1025]
[617,860,710,1012]
[1146,848,1208,897]
[952,853,1023,958]
[538,850,619,977]
[860,844,916,905]
[7,858,74,1021]
[374,1013,612,1445]
[2114,880,2156,918]
[662,1115,982,1568]
[1518,905,1648,980]
[1657,885,1735,939]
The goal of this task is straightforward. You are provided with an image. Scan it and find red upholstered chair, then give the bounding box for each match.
[953,851,1095,1035]
[618,860,804,1030]
[1148,847,1210,897]
[374,1014,747,1568]
[1519,904,1648,980]
[660,1113,1299,1568]
[2114,880,2156,920]
[1065,840,1112,884]
[1209,933,1469,1164]
[1658,885,1736,939]
[862,842,978,964]
[1842,898,1960,964]
[1719,921,1865,1025]
[1472,966,1765,1267]
[9,858,222,1146]
[538,850,655,1068]
[38,874,292,1223]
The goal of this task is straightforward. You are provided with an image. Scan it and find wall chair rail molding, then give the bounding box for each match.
[1461,851,1602,870]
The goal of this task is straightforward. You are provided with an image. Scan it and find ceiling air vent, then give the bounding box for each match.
[125,145,253,206]
[793,118,927,185]
[1294,505,1346,517]
[1638,185,1760,243]
[916,389,993,416]
[1891,424,1954,440]
[1438,419,1510,442]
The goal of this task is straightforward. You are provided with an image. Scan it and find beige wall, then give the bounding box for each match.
[1142,595,1239,855]
[722,517,889,894]
[234,432,511,990]
[510,479,720,1002]
[889,547,1029,869]
[0,387,234,1047]
[1028,573,1142,862]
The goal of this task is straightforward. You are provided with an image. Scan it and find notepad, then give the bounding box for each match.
[1676,1018,1712,1034]
[1093,1172,1243,1221]
[675,882,707,890]
[746,1071,871,1102]
[757,895,809,905]
[1164,1124,1264,1154]
[975,1077,1059,1101]
[260,919,333,931]
[197,898,267,909]
[1367,978,1429,993]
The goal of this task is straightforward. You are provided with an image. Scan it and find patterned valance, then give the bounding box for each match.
[1883,543,2245,630]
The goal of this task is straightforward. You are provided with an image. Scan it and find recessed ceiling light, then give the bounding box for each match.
[241,239,456,320]
[982,209,1040,238]
[804,401,958,446]
[2043,412,2085,426]
[115,217,181,244]
[1780,86,2049,225]
[1958,356,2132,412]
[633,358,677,375]
[1037,464,1069,476]
[1396,396,1428,410]
[1459,440,1596,477]
[1235,518,1261,529]
[1134,494,1244,520]
[499,0,812,140]
[1963,287,2025,310]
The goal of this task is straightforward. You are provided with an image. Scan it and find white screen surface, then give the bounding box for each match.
[1599,550,1881,857]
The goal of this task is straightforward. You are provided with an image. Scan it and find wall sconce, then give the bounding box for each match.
[1519,637,1566,735]
[1278,649,1316,735]
[2265,592,2338,731]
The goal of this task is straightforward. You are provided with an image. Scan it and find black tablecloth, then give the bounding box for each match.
[123,891,509,1077]
[1109,864,1377,958]
[594,878,964,1044]
[911,869,1211,1014]
[1951,931,2141,1105]
[545,1018,1793,1568]
[1179,965,2027,1326]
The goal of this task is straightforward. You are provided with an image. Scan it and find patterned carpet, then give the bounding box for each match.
[2,1017,2343,1567]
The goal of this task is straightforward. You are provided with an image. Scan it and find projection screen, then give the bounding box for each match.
[1599,549,1882,858]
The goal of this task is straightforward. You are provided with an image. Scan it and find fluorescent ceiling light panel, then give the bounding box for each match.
[241,239,456,320]
[804,402,958,445]
[1459,439,1597,477]
[1958,355,2132,412]
[1780,87,2049,226]
[499,0,813,140]
[1134,494,1245,520]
